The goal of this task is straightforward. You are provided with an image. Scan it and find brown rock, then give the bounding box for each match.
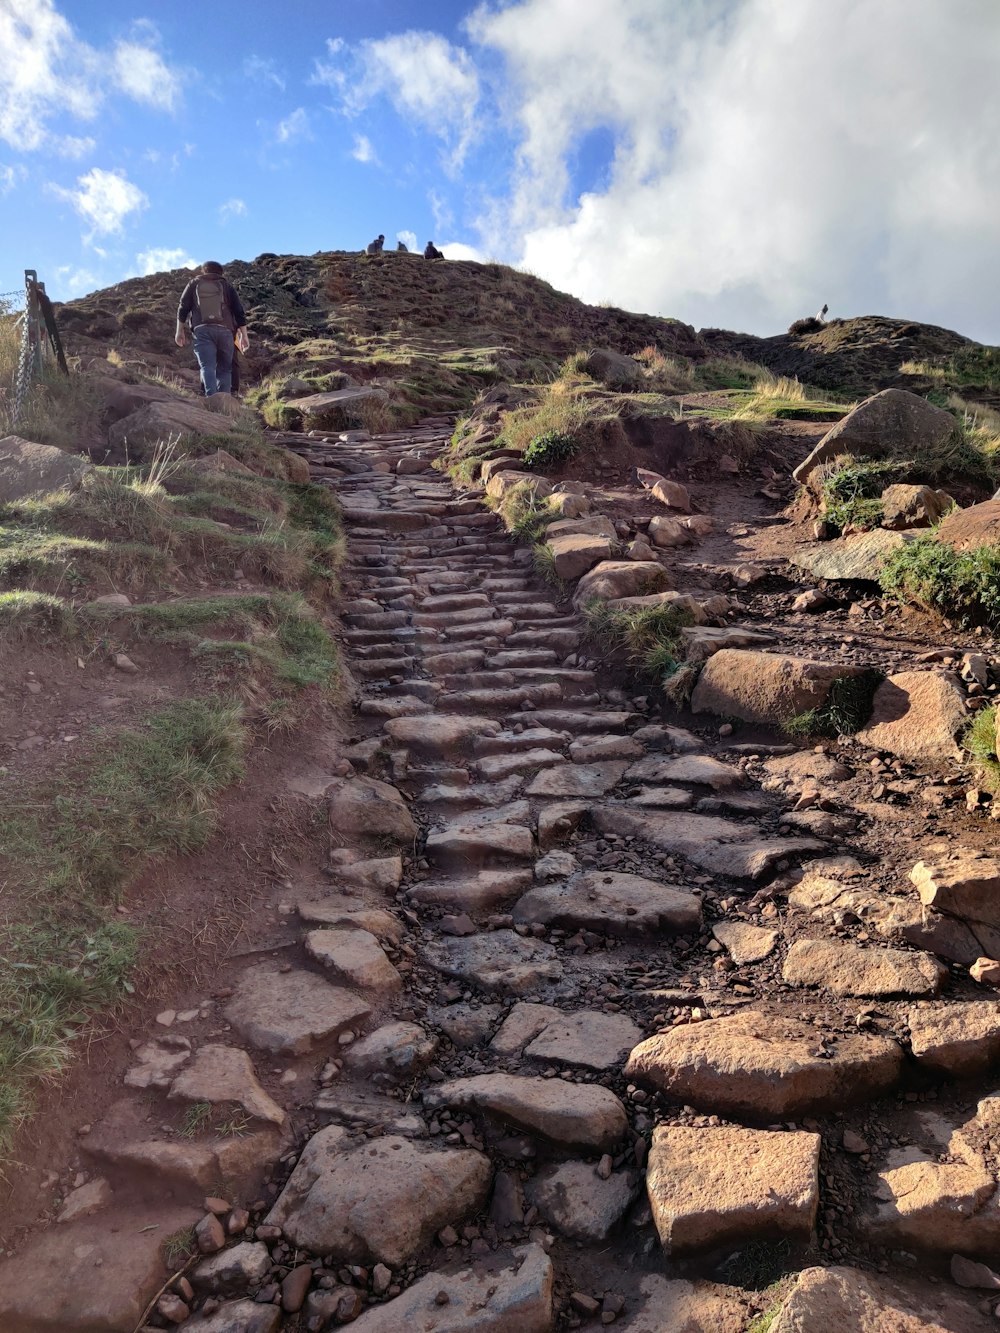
[782,938,947,997]
[691,649,869,726]
[881,484,954,531]
[573,560,671,607]
[771,1266,995,1333]
[624,1011,902,1119]
[646,1125,820,1254]
[423,1074,628,1150]
[908,1001,1000,1076]
[792,389,961,486]
[328,775,416,846]
[856,671,966,762]
[970,957,1000,987]
[711,921,778,964]
[196,1212,226,1254]
[168,1044,285,1125]
[937,497,1000,551]
[305,927,402,995]
[512,870,702,937]
[911,852,1000,928]
[281,1264,313,1312]
[547,531,612,579]
[224,964,371,1055]
[265,1128,492,1265]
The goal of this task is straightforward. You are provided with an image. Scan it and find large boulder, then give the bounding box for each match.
[792,389,961,487]
[936,497,1000,550]
[573,560,671,607]
[291,385,388,429]
[690,649,869,726]
[0,434,91,503]
[583,347,642,387]
[855,671,966,762]
[107,399,238,456]
[910,850,1000,928]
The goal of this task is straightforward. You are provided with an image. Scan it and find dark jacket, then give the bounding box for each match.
[177,277,247,332]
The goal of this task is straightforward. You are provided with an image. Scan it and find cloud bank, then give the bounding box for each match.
[466,0,1000,340]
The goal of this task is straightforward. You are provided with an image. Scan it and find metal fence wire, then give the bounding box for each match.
[6,271,66,427]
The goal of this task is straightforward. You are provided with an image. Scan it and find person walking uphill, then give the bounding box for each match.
[175,261,249,396]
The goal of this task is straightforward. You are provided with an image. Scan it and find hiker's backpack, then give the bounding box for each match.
[194,277,230,328]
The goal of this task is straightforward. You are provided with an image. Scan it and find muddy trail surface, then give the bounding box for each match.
[1,420,1000,1332]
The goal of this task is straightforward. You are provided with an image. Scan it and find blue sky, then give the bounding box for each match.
[3,0,1000,340]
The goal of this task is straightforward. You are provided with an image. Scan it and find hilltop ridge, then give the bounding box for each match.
[54,251,988,417]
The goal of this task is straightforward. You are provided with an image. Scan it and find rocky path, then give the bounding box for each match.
[2,422,999,1332]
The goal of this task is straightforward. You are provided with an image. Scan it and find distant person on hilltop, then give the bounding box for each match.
[423,241,444,260]
[396,240,409,252]
[175,261,248,396]
[365,234,385,255]
[816,302,829,322]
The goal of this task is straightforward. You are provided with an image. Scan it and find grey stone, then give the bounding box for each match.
[265,1128,492,1265]
[782,938,947,997]
[513,870,701,937]
[524,1010,643,1071]
[424,931,563,996]
[305,927,402,995]
[525,1161,639,1240]
[192,1242,271,1296]
[180,1299,282,1333]
[0,435,92,502]
[343,1021,439,1079]
[168,1045,285,1125]
[790,528,914,581]
[224,965,371,1055]
[423,1073,628,1150]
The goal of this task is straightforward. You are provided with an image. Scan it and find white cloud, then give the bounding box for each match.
[0,0,183,152]
[0,163,25,193]
[314,31,480,168]
[244,55,286,91]
[53,166,148,238]
[468,0,1000,341]
[275,107,312,145]
[111,37,182,113]
[441,242,484,262]
[52,134,96,159]
[135,247,197,276]
[219,197,247,223]
[54,264,98,296]
[397,230,418,252]
[352,134,378,164]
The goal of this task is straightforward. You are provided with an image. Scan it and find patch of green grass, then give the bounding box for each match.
[0,698,248,1159]
[0,590,74,635]
[880,536,1000,627]
[734,374,846,423]
[820,457,906,533]
[164,1226,196,1264]
[176,1102,213,1138]
[747,1300,785,1333]
[964,703,1000,792]
[491,480,554,544]
[784,669,883,738]
[584,598,692,683]
[531,542,567,592]
[523,430,578,471]
[695,356,770,390]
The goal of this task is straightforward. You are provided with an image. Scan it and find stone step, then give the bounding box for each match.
[436,683,564,712]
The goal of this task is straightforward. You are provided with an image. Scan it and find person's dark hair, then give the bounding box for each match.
[201,261,224,275]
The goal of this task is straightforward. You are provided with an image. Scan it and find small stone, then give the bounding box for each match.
[842,1130,870,1155]
[372,1263,392,1295]
[281,1264,313,1312]
[195,1213,226,1254]
[951,1253,1000,1290]
[971,958,1000,987]
[572,1292,601,1316]
[156,1293,190,1323]
[156,1009,176,1027]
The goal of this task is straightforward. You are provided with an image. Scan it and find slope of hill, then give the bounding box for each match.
[54,253,997,419]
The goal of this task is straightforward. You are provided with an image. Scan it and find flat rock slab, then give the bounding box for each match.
[512,870,702,937]
[624,754,743,790]
[224,965,372,1055]
[409,869,534,915]
[625,1011,903,1120]
[908,1001,1000,1076]
[856,671,966,762]
[424,1073,628,1150]
[524,761,626,798]
[297,903,403,944]
[771,1266,995,1333]
[424,931,563,996]
[691,648,869,726]
[524,1010,643,1071]
[790,528,913,581]
[592,806,824,880]
[265,1128,491,1266]
[646,1124,820,1255]
[348,1243,553,1333]
[0,1204,199,1333]
[168,1044,285,1125]
[426,822,535,865]
[783,938,947,997]
[525,1161,639,1241]
[619,1275,750,1333]
[712,921,778,963]
[305,927,402,995]
[123,1036,191,1089]
[312,1086,425,1137]
[328,775,416,846]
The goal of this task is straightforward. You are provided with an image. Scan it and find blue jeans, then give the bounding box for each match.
[192,324,233,395]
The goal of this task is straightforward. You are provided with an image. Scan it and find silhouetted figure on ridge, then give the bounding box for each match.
[424,241,444,260]
[365,234,385,255]
[396,240,408,253]
[816,302,829,322]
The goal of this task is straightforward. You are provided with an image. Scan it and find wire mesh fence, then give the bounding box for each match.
[1,271,67,428]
